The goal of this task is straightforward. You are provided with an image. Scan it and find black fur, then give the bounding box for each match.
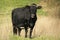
[12,3,42,38]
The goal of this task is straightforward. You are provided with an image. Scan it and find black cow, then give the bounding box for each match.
[12,3,42,38]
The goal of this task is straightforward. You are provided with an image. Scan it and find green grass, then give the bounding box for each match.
[9,35,60,40]
[0,0,50,40]
[0,0,47,16]
[37,9,48,16]
[0,0,40,9]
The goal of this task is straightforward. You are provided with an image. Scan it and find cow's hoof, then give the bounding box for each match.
[25,36,27,38]
[29,37,32,39]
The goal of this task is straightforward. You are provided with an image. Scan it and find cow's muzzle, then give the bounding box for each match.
[31,14,35,18]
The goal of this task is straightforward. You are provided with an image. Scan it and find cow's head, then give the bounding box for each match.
[25,3,42,18]
[30,3,42,18]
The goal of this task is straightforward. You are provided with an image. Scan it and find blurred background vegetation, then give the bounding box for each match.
[0,0,46,16]
[0,0,60,40]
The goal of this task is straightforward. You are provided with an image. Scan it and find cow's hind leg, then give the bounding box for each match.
[13,26,17,35]
[17,28,21,36]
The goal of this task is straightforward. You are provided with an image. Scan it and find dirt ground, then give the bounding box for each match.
[0,15,60,40]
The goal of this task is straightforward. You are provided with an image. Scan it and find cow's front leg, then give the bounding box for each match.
[29,27,34,38]
[25,27,28,38]
[29,23,35,38]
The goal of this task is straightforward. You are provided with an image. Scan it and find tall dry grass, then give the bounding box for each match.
[0,0,60,40]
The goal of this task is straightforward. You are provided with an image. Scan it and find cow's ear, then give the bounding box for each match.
[37,6,42,9]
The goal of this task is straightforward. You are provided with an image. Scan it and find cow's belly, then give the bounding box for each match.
[17,23,25,27]
[17,23,29,29]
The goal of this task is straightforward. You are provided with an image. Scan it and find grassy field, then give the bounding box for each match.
[9,35,60,40]
[0,0,60,40]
